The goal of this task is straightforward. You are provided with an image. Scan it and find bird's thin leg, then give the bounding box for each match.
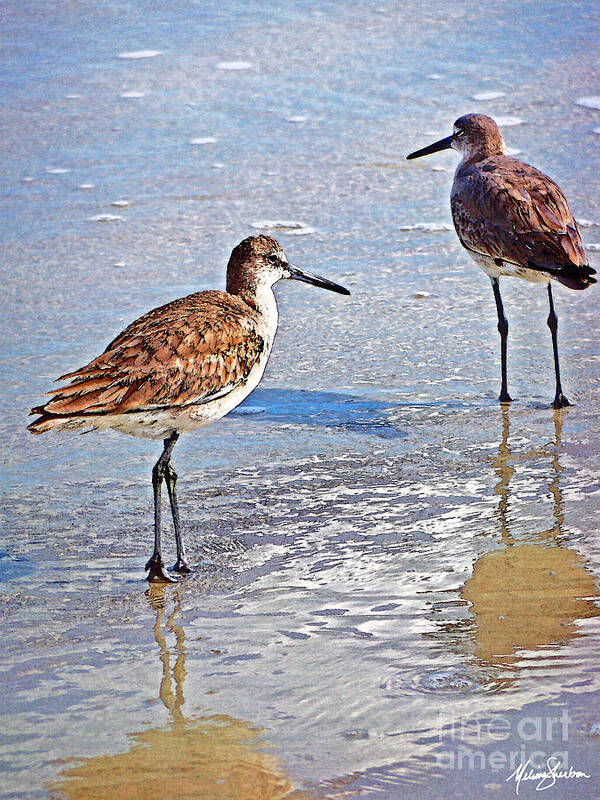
[164,460,193,574]
[146,433,179,583]
[547,283,571,408]
[491,277,512,403]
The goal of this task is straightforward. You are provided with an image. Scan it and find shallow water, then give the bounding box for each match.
[2,1,600,798]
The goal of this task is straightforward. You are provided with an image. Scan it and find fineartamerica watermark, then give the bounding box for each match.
[435,710,591,794]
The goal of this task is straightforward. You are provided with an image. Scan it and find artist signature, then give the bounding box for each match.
[506,757,591,794]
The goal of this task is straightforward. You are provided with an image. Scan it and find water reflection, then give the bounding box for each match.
[49,586,294,800]
[461,407,600,667]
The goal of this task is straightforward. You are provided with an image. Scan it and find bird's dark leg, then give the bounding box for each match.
[491,277,512,403]
[164,460,193,574]
[146,433,180,583]
[547,284,571,408]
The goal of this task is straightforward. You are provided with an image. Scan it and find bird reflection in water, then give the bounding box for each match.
[49,585,294,800]
[461,406,600,666]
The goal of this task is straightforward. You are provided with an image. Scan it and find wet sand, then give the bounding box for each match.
[2,1,600,798]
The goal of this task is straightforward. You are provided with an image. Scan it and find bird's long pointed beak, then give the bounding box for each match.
[286,264,350,296]
[406,134,454,160]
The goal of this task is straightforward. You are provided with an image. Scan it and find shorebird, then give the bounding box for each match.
[28,235,350,582]
[407,113,596,407]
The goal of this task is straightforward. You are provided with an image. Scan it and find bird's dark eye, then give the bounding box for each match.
[267,254,279,264]
[454,129,464,138]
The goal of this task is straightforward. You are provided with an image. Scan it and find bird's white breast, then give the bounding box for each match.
[466,249,551,284]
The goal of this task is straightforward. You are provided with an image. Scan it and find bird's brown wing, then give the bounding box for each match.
[451,157,596,289]
[32,291,265,418]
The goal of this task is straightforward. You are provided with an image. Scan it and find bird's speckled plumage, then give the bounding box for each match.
[29,291,266,436]
[27,234,294,439]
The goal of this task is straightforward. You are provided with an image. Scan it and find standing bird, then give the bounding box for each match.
[28,235,350,582]
[407,113,596,407]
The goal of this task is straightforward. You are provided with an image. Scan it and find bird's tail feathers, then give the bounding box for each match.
[554,263,597,291]
[27,408,90,435]
[533,261,597,291]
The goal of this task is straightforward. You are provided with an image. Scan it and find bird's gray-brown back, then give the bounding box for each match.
[451,155,594,290]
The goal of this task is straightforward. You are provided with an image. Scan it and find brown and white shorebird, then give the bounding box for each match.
[407,113,596,407]
[28,235,350,582]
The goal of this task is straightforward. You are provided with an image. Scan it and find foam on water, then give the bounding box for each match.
[342,729,370,740]
[110,200,130,207]
[495,116,524,126]
[89,214,124,222]
[77,183,95,189]
[397,222,453,232]
[117,50,162,59]
[384,667,508,697]
[472,91,506,101]
[250,220,315,234]
[287,115,308,123]
[120,91,146,98]
[216,61,253,70]
[282,226,315,235]
[418,669,480,693]
[189,137,218,145]
[45,167,71,174]
[575,96,600,110]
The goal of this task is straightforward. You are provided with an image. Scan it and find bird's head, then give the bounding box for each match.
[451,114,506,159]
[226,235,350,298]
[407,113,506,162]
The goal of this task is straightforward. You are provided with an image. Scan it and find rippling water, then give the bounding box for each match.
[2,1,600,798]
